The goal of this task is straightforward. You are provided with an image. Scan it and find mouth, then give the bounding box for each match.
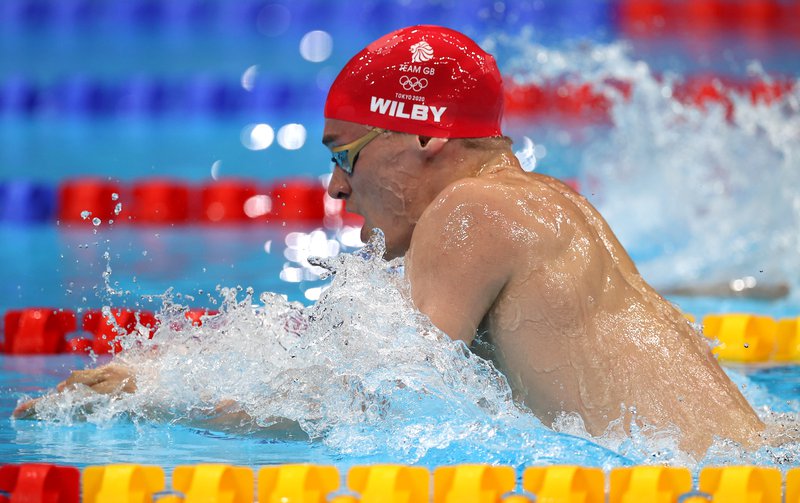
[339,206,365,227]
[345,203,359,216]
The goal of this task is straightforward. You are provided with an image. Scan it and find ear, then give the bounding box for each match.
[417,135,448,158]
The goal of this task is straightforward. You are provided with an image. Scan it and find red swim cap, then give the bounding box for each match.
[324,25,504,138]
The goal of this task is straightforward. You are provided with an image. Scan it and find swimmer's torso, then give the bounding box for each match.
[407,165,763,454]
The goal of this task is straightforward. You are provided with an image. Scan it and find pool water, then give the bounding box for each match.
[1,273,800,472]
[2,357,800,471]
[2,0,800,476]
[2,230,799,472]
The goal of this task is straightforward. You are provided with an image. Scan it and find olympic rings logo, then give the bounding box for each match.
[399,76,428,92]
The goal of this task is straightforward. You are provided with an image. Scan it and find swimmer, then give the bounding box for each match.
[14,25,764,457]
[320,25,763,456]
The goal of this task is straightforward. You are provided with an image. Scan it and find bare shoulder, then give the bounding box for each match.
[413,175,529,253]
[417,173,579,250]
[426,175,516,211]
[411,174,552,266]
[406,175,528,343]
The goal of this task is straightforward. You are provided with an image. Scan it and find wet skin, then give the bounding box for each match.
[325,118,764,455]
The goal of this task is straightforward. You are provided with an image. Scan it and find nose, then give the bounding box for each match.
[327,166,351,200]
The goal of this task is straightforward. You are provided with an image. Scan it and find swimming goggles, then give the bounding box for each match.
[330,127,385,175]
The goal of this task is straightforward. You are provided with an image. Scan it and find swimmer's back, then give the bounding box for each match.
[410,166,764,456]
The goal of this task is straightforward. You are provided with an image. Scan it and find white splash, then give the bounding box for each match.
[498,34,800,296]
[27,231,625,467]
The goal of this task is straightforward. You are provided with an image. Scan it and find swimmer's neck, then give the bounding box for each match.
[426,146,522,193]
[474,151,522,177]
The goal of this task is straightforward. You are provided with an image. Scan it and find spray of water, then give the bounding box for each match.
[25,230,800,468]
[500,33,799,295]
[25,231,626,467]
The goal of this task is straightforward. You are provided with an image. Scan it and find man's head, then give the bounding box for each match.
[323,25,506,258]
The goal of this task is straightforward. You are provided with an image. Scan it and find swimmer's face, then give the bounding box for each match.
[324,118,429,259]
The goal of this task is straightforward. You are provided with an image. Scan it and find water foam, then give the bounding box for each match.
[26,231,625,467]
[27,231,800,468]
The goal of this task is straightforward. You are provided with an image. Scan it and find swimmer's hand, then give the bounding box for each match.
[12,363,136,420]
[205,400,307,439]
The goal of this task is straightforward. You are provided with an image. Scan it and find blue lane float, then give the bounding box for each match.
[56,75,117,116]
[0,76,326,117]
[0,76,39,115]
[0,180,55,223]
[0,0,620,37]
[117,76,171,116]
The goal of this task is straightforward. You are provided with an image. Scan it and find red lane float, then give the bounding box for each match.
[268,179,327,222]
[65,337,93,354]
[672,75,794,120]
[618,0,797,35]
[0,464,80,503]
[201,179,336,224]
[504,77,794,121]
[504,81,615,121]
[185,308,218,327]
[130,179,192,224]
[2,308,76,354]
[32,177,359,227]
[0,308,223,354]
[200,179,259,223]
[82,309,158,354]
[57,178,123,225]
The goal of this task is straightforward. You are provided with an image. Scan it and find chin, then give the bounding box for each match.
[383,248,402,260]
[382,238,409,261]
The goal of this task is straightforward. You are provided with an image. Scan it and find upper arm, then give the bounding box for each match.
[406,181,521,345]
